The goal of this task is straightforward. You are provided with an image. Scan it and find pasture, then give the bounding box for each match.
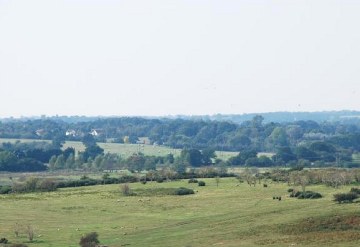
[0,138,238,160]
[0,177,359,246]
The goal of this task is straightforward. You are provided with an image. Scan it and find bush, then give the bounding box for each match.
[198,181,206,186]
[37,178,57,192]
[188,178,198,183]
[174,187,195,196]
[263,184,268,188]
[0,185,12,194]
[120,184,135,196]
[287,188,294,193]
[156,177,164,183]
[0,238,8,243]
[350,187,360,194]
[334,192,358,203]
[295,191,322,199]
[79,232,100,247]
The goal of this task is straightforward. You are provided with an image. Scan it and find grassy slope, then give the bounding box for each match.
[0,178,359,247]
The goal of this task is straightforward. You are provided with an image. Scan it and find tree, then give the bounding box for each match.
[295,146,318,162]
[48,155,57,170]
[126,153,146,172]
[54,154,65,170]
[267,127,288,149]
[82,145,104,161]
[0,151,17,171]
[81,134,97,148]
[227,149,257,166]
[65,154,75,169]
[273,147,296,164]
[172,157,187,173]
[180,149,203,167]
[201,148,216,165]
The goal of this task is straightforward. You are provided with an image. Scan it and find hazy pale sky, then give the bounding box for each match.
[0,0,359,117]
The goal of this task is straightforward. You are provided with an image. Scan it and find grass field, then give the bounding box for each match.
[0,138,238,160]
[0,178,359,247]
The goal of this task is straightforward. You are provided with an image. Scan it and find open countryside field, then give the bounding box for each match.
[0,178,359,247]
[0,138,238,160]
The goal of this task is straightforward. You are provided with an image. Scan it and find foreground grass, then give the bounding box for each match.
[0,178,359,247]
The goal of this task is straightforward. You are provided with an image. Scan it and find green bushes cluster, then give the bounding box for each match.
[0,185,12,194]
[350,187,360,194]
[290,190,322,199]
[198,181,206,186]
[10,178,57,193]
[334,192,358,203]
[174,187,195,195]
[0,238,8,244]
[79,232,100,247]
[188,178,198,183]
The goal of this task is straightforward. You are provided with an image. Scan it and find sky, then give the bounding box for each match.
[0,0,359,118]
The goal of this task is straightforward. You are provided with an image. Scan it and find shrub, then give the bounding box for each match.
[287,188,294,193]
[120,184,135,196]
[174,187,195,196]
[198,181,206,186]
[0,238,8,243]
[263,184,268,188]
[0,185,12,194]
[188,178,198,183]
[334,192,358,203]
[79,232,100,247]
[295,191,322,199]
[156,177,164,183]
[350,187,360,194]
[26,225,34,241]
[37,178,57,192]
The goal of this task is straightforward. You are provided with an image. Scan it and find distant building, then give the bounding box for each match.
[90,129,102,136]
[65,129,77,137]
[35,129,45,136]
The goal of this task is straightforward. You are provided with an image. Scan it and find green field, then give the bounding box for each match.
[0,178,359,247]
[0,138,238,160]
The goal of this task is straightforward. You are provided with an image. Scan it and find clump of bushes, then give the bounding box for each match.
[156,177,164,183]
[287,188,294,193]
[273,196,282,201]
[79,232,100,247]
[174,187,195,196]
[198,181,206,186]
[0,238,8,244]
[0,185,12,194]
[188,178,198,183]
[290,190,322,199]
[334,192,358,203]
[350,187,360,194]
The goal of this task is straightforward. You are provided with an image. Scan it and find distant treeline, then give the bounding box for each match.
[1,115,360,171]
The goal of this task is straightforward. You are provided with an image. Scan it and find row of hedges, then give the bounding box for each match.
[289,190,322,199]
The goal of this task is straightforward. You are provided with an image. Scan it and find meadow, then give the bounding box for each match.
[0,177,359,247]
[0,138,238,160]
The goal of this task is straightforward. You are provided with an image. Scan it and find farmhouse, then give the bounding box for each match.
[65,129,77,137]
